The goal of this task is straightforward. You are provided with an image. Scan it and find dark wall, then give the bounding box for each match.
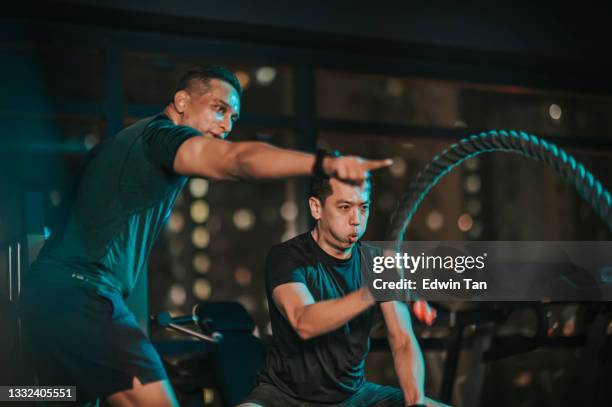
[57,0,611,63]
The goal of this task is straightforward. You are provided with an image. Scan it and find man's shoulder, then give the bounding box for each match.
[357,242,383,259]
[269,232,311,256]
[358,241,379,252]
[266,232,317,268]
[118,114,164,135]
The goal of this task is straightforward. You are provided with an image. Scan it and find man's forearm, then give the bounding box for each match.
[294,288,374,340]
[175,135,390,181]
[231,142,316,179]
[391,336,426,405]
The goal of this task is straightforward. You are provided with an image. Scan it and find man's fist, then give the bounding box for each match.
[412,300,437,326]
[324,155,393,184]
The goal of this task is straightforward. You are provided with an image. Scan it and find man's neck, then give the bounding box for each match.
[310,228,353,260]
[163,105,181,125]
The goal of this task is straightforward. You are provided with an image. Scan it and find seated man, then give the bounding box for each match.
[240,175,448,407]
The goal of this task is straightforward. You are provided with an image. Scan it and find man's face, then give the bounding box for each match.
[311,178,371,250]
[178,79,241,139]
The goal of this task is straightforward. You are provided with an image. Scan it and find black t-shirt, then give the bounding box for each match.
[259,232,380,403]
[28,114,200,297]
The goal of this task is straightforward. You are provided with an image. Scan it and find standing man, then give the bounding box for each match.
[239,175,446,407]
[19,66,392,406]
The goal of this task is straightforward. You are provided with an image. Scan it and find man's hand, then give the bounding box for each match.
[323,156,393,184]
[403,383,425,406]
[412,300,437,326]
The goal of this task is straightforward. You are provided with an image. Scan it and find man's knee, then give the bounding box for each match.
[105,377,178,407]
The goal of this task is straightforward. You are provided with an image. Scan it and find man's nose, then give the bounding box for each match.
[350,208,361,225]
[219,116,232,134]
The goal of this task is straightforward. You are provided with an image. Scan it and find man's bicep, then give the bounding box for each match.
[380,301,414,342]
[173,136,237,179]
[272,283,315,327]
[143,121,201,171]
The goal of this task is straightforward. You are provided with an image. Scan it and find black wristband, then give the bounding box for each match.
[313,148,340,177]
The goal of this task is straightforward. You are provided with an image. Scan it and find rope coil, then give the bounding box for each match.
[388,130,612,243]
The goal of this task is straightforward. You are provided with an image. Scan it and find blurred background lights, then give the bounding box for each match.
[234,70,250,90]
[169,284,187,306]
[464,175,482,194]
[426,210,444,231]
[234,266,253,287]
[168,212,185,233]
[203,388,215,405]
[464,157,480,171]
[233,208,255,230]
[237,295,256,313]
[192,253,211,274]
[281,230,298,242]
[255,66,277,85]
[389,157,406,178]
[385,78,404,96]
[193,278,212,300]
[549,103,562,120]
[189,178,209,198]
[280,201,298,222]
[513,371,532,388]
[191,226,210,248]
[190,200,210,223]
[457,213,474,232]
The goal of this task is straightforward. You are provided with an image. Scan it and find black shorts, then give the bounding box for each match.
[241,381,404,407]
[19,282,168,405]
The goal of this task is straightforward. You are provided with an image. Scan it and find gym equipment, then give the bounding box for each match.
[386,130,612,405]
[152,301,266,407]
[389,129,612,244]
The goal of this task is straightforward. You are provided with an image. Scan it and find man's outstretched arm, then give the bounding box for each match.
[272,283,374,340]
[173,137,392,182]
[381,301,426,406]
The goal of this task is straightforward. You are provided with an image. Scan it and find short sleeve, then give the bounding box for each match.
[142,116,201,171]
[265,245,308,291]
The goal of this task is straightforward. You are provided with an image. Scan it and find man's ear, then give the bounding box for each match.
[308,197,322,220]
[173,90,190,114]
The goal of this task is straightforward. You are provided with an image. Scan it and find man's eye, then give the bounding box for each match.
[361,205,369,211]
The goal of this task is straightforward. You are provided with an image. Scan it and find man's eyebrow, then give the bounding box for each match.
[213,98,240,117]
[335,199,370,205]
[213,98,231,108]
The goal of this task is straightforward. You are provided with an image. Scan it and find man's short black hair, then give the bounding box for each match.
[310,175,373,205]
[174,65,242,98]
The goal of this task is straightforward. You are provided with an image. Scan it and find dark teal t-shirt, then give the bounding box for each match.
[28,114,200,297]
[259,232,380,403]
